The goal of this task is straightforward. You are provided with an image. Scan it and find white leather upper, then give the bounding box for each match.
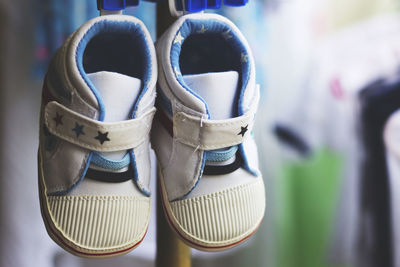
[40,15,157,195]
[153,13,261,201]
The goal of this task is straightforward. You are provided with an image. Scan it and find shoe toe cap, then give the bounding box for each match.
[47,195,150,254]
[169,178,265,250]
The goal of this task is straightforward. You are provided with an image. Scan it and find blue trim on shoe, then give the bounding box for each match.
[47,59,72,102]
[91,152,131,170]
[71,19,153,196]
[166,17,256,199]
[46,19,155,196]
[75,19,153,121]
[130,36,152,119]
[205,146,238,162]
[76,22,106,122]
[169,18,251,118]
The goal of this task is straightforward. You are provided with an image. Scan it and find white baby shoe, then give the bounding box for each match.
[38,15,157,257]
[152,13,265,251]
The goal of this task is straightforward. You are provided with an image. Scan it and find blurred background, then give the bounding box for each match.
[1,0,400,266]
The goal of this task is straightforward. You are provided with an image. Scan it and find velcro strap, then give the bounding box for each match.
[173,111,254,150]
[45,101,155,152]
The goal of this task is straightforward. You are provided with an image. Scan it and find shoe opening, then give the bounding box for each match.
[169,19,251,116]
[75,20,152,81]
[83,26,148,79]
[75,19,153,120]
[179,33,242,75]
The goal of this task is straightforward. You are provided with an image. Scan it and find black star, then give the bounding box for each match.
[94,131,110,145]
[237,125,248,137]
[53,112,63,127]
[71,122,85,138]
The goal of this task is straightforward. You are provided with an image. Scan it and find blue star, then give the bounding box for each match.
[72,122,85,138]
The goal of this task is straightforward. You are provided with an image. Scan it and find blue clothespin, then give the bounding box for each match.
[169,0,248,17]
[97,0,140,11]
[206,0,221,9]
[97,0,249,17]
[224,0,248,6]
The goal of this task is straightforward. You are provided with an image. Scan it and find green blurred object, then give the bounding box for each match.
[276,148,348,267]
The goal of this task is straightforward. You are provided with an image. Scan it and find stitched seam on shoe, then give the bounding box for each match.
[175,113,251,127]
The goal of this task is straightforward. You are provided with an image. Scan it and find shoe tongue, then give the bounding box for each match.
[88,71,142,161]
[88,71,142,122]
[183,71,239,119]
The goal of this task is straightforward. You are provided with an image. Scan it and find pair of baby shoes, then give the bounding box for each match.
[38,13,265,257]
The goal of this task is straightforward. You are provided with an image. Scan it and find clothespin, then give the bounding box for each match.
[224,0,248,6]
[168,0,248,17]
[97,0,249,18]
[97,0,139,15]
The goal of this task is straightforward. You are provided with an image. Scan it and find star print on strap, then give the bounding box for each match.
[172,111,254,150]
[238,125,248,137]
[95,131,110,145]
[53,112,63,127]
[72,122,85,137]
[44,101,156,152]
